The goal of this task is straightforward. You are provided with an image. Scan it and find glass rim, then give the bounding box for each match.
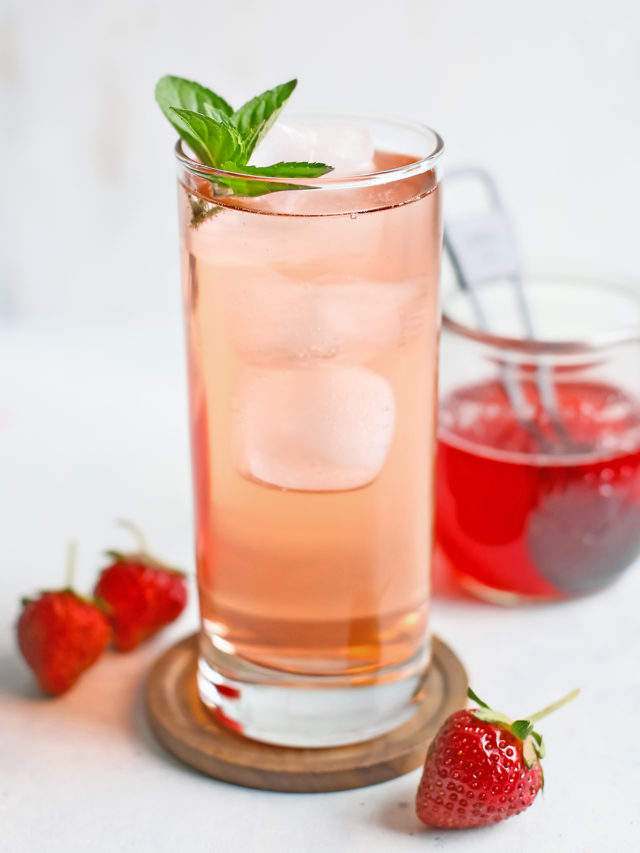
[442,274,640,355]
[174,113,444,191]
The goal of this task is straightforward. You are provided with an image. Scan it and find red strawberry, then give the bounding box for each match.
[95,521,187,651]
[416,687,579,829]
[17,547,110,695]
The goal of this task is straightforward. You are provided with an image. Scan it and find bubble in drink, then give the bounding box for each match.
[232,365,396,491]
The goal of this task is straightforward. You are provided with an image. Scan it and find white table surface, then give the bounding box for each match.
[1,317,639,853]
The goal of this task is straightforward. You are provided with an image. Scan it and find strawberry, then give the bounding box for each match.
[94,521,187,651]
[17,546,110,696]
[416,687,579,829]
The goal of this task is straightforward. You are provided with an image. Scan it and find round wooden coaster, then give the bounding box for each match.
[146,633,467,793]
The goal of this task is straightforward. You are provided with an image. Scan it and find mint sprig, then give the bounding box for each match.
[230,79,298,161]
[155,75,333,197]
[220,161,333,178]
[168,109,245,168]
[156,75,234,125]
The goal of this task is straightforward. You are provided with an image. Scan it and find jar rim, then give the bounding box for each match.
[442,273,640,355]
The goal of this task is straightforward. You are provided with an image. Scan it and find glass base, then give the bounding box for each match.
[197,631,431,748]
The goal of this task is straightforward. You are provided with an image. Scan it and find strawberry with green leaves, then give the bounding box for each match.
[17,545,110,696]
[94,522,187,652]
[416,686,579,829]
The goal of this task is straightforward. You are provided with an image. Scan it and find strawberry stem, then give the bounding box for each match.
[65,541,78,589]
[117,519,149,553]
[526,688,580,723]
[467,687,491,709]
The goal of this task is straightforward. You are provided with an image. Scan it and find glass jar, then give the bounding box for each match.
[436,273,640,604]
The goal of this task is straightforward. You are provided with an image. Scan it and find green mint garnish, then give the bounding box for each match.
[155,76,234,125]
[230,79,297,161]
[186,193,221,229]
[219,161,333,178]
[168,109,245,168]
[155,75,333,197]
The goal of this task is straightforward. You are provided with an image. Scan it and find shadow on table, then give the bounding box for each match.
[374,777,493,840]
[2,636,208,779]
[0,649,44,700]
[376,789,427,837]
[130,657,203,776]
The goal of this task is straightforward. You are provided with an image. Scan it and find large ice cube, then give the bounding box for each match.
[232,365,396,491]
[221,270,425,366]
[253,122,375,177]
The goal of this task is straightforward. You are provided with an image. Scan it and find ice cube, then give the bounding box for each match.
[220,269,425,366]
[253,122,375,177]
[186,205,330,269]
[220,269,328,364]
[313,124,375,176]
[252,123,319,168]
[304,273,425,360]
[232,365,396,491]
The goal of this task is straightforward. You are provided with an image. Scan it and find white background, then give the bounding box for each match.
[1,2,640,851]
[2,0,640,317]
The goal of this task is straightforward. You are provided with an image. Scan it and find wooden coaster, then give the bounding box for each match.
[146,633,467,793]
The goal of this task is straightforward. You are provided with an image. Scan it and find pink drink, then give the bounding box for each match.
[177,129,443,745]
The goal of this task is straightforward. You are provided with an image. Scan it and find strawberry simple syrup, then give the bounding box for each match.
[436,379,640,599]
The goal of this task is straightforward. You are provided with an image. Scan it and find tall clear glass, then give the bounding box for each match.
[176,117,443,746]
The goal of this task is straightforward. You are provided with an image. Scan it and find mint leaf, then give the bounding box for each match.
[208,160,331,198]
[203,175,306,198]
[186,193,221,229]
[220,161,333,178]
[231,79,297,161]
[155,76,233,133]
[169,109,244,167]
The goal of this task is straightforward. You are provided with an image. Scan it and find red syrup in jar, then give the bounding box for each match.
[436,380,640,600]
